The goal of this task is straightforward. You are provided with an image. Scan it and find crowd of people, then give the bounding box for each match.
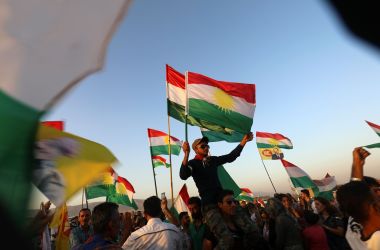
[29,135,379,250]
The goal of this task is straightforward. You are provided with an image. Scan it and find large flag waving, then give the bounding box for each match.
[148,128,182,156]
[313,175,337,201]
[281,159,319,195]
[85,168,117,199]
[167,65,228,133]
[200,128,245,143]
[256,132,292,160]
[0,0,131,227]
[188,71,255,134]
[35,125,117,206]
[107,176,138,210]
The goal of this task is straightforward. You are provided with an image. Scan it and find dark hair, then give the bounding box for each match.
[336,181,374,223]
[304,211,319,225]
[314,196,338,216]
[179,211,189,222]
[143,196,162,217]
[92,202,119,234]
[79,208,91,215]
[276,193,288,201]
[217,189,234,203]
[188,197,202,207]
[363,176,380,188]
[301,189,310,197]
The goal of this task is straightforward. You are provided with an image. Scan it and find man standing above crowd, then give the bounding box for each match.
[180,133,262,249]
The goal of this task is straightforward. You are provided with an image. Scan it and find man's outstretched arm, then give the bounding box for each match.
[180,141,191,180]
[215,132,253,166]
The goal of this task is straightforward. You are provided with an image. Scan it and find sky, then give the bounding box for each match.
[31,0,380,207]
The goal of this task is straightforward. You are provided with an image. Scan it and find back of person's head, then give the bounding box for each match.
[301,189,310,197]
[276,193,287,201]
[304,211,320,225]
[188,196,202,207]
[337,181,375,223]
[363,176,380,188]
[217,189,234,203]
[92,202,119,234]
[143,196,162,218]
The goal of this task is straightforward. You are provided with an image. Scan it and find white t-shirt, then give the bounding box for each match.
[346,217,380,250]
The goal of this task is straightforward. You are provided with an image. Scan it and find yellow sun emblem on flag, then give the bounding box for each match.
[103,174,114,185]
[163,135,171,145]
[213,89,234,112]
[268,138,279,146]
[116,182,127,195]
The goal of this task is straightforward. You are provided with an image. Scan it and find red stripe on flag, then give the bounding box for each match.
[42,121,64,131]
[240,188,253,194]
[117,176,135,193]
[188,71,255,104]
[178,184,190,206]
[147,128,180,141]
[152,155,167,163]
[281,159,295,168]
[366,120,380,130]
[166,64,185,89]
[256,131,289,141]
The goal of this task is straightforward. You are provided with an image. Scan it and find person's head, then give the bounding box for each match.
[337,181,378,224]
[304,211,320,226]
[178,212,190,228]
[314,196,337,216]
[273,147,280,154]
[266,198,286,218]
[92,202,120,240]
[217,189,237,216]
[240,200,247,208]
[277,193,290,209]
[188,196,202,220]
[260,210,269,222]
[363,176,380,198]
[78,208,91,227]
[300,189,310,200]
[143,196,162,219]
[192,137,209,157]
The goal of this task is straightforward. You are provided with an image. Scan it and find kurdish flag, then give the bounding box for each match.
[173,184,190,214]
[281,159,319,195]
[218,166,242,199]
[107,176,138,210]
[201,128,244,143]
[256,132,293,149]
[148,128,182,156]
[166,65,228,133]
[188,71,255,134]
[366,120,380,137]
[313,175,337,201]
[0,0,130,226]
[237,188,254,202]
[152,155,171,168]
[85,168,117,199]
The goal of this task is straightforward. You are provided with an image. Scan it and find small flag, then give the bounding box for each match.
[173,184,190,215]
[237,188,254,202]
[281,159,318,195]
[313,175,337,201]
[107,175,138,210]
[188,71,255,134]
[148,128,182,156]
[366,120,380,137]
[152,155,171,168]
[256,132,292,160]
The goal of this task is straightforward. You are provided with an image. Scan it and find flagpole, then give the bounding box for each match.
[85,188,89,208]
[259,157,277,193]
[185,71,189,141]
[166,80,174,207]
[81,188,85,208]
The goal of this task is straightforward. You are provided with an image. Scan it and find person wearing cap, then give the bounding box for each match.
[180,132,263,249]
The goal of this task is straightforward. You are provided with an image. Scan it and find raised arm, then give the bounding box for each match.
[214,132,253,166]
[180,141,192,180]
[350,147,370,181]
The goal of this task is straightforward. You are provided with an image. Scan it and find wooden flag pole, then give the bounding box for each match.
[148,129,159,197]
[166,80,174,207]
[258,155,277,193]
[185,71,189,142]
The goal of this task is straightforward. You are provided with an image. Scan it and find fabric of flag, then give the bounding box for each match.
[49,204,70,250]
[366,120,380,137]
[166,65,228,133]
[365,143,380,149]
[281,159,319,195]
[107,176,138,210]
[85,168,117,199]
[148,128,182,156]
[237,188,254,202]
[313,175,337,201]
[152,155,171,168]
[42,121,65,131]
[173,184,190,215]
[35,125,117,206]
[0,0,130,227]
[256,132,293,149]
[257,147,285,160]
[187,71,255,134]
[217,166,242,198]
[200,128,245,143]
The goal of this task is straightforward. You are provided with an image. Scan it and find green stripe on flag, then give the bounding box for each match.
[189,99,252,134]
[201,130,244,143]
[0,91,42,226]
[290,176,317,190]
[85,184,116,199]
[150,145,181,156]
[107,194,138,210]
[365,143,380,149]
[217,166,241,198]
[256,143,293,149]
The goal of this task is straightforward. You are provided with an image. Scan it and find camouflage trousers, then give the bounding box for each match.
[203,204,262,250]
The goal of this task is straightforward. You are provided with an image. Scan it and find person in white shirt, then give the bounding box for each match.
[122,196,183,250]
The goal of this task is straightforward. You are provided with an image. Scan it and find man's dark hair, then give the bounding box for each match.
[336,181,374,223]
[79,208,91,214]
[276,193,287,201]
[304,211,319,225]
[92,202,119,234]
[143,196,162,217]
[301,189,310,197]
[188,197,202,207]
[217,189,234,203]
[179,211,189,222]
[363,176,380,188]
